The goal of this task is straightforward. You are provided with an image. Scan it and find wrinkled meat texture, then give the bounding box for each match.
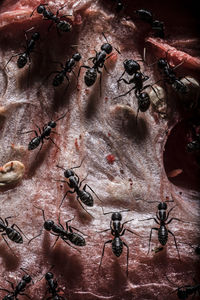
[0,0,200,299]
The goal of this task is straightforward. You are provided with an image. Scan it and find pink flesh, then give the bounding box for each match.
[0,0,200,299]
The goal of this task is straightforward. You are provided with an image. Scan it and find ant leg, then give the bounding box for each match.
[56,4,67,16]
[20,129,38,135]
[28,228,43,244]
[82,184,103,203]
[51,236,60,249]
[123,241,129,277]
[59,190,75,208]
[147,227,158,255]
[76,196,94,218]
[11,223,28,240]
[103,64,111,75]
[1,234,16,255]
[121,228,141,238]
[46,136,61,150]
[69,225,88,236]
[98,240,112,272]
[4,53,22,69]
[139,217,159,224]
[165,206,177,221]
[113,85,136,100]
[62,238,81,253]
[77,65,90,81]
[5,279,14,290]
[168,229,181,260]
[96,228,110,233]
[0,287,11,293]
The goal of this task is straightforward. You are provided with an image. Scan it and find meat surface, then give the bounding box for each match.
[0,0,200,299]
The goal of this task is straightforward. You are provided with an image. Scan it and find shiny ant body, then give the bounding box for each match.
[135,9,165,38]
[186,135,200,152]
[0,216,25,251]
[28,207,86,251]
[56,161,101,216]
[166,275,200,299]
[21,113,67,151]
[140,201,184,259]
[5,30,40,69]
[44,272,66,300]
[98,210,139,276]
[31,4,71,33]
[114,58,152,122]
[50,53,81,87]
[78,33,115,96]
[156,57,188,94]
[0,269,32,300]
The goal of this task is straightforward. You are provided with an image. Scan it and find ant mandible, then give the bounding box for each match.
[98,209,140,276]
[31,3,71,33]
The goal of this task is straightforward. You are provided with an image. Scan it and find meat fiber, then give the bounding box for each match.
[0,0,199,299]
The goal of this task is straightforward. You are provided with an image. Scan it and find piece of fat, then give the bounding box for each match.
[0,160,25,186]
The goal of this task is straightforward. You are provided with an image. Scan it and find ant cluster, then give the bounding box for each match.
[1,1,199,300]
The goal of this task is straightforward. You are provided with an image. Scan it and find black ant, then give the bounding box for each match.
[78,33,117,96]
[98,209,139,276]
[166,275,200,299]
[31,4,71,33]
[135,9,165,38]
[186,135,200,152]
[50,52,81,87]
[111,0,124,12]
[21,112,67,152]
[140,201,187,260]
[56,160,102,216]
[28,206,86,251]
[0,216,26,252]
[114,58,153,123]
[44,271,67,300]
[0,268,32,300]
[5,28,40,69]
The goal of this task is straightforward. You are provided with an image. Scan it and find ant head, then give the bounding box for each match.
[112,212,122,221]
[116,2,123,12]
[22,274,32,283]
[158,58,168,69]
[3,296,14,300]
[158,202,167,210]
[45,272,54,280]
[44,220,54,231]
[124,59,140,75]
[64,169,75,178]
[48,121,56,128]
[101,43,112,54]
[73,53,81,61]
[57,21,71,32]
[37,5,45,14]
[177,288,187,299]
[32,32,40,40]
[17,54,27,68]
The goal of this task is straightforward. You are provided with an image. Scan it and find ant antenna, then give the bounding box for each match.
[101,207,130,215]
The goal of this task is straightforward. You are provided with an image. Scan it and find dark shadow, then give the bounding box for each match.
[0,243,20,271]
